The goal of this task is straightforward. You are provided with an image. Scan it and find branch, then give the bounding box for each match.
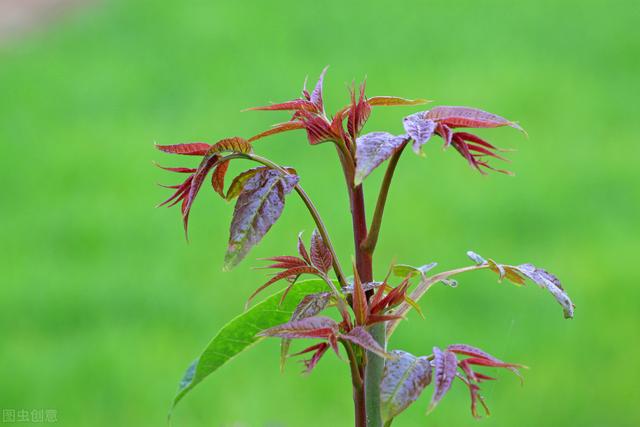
[361,141,408,254]
[386,264,490,336]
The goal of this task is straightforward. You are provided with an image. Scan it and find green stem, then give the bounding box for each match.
[362,141,407,254]
[364,323,385,427]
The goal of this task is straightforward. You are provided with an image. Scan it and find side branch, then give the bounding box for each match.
[386,264,490,335]
[361,141,408,255]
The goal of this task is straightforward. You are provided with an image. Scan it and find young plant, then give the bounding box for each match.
[157,68,574,426]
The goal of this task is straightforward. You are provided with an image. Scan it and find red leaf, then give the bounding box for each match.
[156,142,211,156]
[211,160,230,198]
[297,232,311,264]
[426,106,524,132]
[182,154,221,236]
[153,163,197,174]
[347,82,371,139]
[247,121,306,143]
[352,266,368,326]
[246,99,318,113]
[310,229,332,274]
[247,265,320,307]
[281,292,332,371]
[310,66,328,111]
[429,347,458,412]
[290,342,330,374]
[341,326,390,359]
[258,316,338,339]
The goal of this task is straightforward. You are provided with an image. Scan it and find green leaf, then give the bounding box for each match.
[170,279,327,415]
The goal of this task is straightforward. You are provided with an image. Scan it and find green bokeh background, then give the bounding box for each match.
[1,0,639,426]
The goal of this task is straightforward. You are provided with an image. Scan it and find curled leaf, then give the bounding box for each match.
[403,112,436,155]
[354,132,408,185]
[392,263,438,281]
[207,136,253,155]
[224,169,299,270]
[380,350,432,423]
[516,263,575,319]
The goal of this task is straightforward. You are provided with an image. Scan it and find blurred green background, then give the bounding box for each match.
[1,0,639,426]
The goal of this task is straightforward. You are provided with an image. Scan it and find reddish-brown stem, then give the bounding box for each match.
[350,184,373,282]
[344,341,366,427]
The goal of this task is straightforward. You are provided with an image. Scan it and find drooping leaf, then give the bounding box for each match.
[380,350,432,423]
[290,342,330,374]
[429,347,458,412]
[281,292,332,370]
[341,326,391,359]
[171,279,326,413]
[426,106,524,132]
[310,229,332,274]
[516,263,575,319]
[156,142,211,156]
[403,112,436,155]
[211,159,230,198]
[182,154,222,235]
[258,316,338,339]
[354,132,408,185]
[368,96,430,107]
[448,344,523,381]
[225,167,267,200]
[224,169,299,270]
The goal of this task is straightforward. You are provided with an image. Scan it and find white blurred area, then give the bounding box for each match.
[0,0,90,42]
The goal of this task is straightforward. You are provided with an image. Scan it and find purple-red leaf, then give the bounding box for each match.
[280,292,332,370]
[258,316,338,339]
[429,347,458,412]
[426,106,524,132]
[380,350,432,422]
[156,142,211,156]
[368,96,430,107]
[224,169,299,270]
[182,154,221,236]
[402,112,436,155]
[310,229,332,274]
[354,132,408,185]
[297,232,311,264]
[310,66,328,111]
[347,82,371,139]
[341,327,390,359]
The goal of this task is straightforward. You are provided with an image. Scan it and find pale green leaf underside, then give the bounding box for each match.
[170,279,327,414]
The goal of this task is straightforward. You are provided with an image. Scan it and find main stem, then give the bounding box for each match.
[349,184,384,427]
